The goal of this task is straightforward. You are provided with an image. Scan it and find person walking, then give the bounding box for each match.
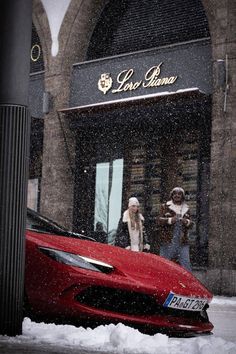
[93,221,107,244]
[157,187,193,272]
[115,197,150,252]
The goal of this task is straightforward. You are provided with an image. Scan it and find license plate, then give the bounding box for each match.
[163,292,208,311]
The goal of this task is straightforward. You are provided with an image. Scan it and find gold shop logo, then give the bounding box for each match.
[98,73,113,94]
[98,63,178,95]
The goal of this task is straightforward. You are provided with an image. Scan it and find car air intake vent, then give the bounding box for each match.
[76,286,209,322]
[77,286,158,315]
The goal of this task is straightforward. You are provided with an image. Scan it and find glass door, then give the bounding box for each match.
[94,159,123,244]
[73,128,125,243]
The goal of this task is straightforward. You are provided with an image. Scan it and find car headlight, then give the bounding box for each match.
[39,247,114,274]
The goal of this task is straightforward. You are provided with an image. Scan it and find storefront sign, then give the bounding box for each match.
[70,40,212,108]
[98,64,177,95]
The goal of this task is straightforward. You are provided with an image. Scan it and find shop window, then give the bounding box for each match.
[27,178,40,211]
[123,130,207,267]
[177,137,199,244]
[129,146,146,204]
[73,107,210,268]
[28,117,44,212]
[94,159,124,244]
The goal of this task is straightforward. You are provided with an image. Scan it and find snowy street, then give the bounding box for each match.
[0,296,236,354]
[208,297,236,344]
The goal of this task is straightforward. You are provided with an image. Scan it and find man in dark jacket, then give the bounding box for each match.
[157,187,194,272]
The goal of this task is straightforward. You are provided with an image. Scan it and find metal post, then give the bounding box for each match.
[0,0,32,335]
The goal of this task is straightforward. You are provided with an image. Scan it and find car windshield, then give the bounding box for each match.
[27,209,67,233]
[26,208,94,241]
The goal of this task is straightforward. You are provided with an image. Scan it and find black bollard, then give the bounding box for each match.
[0,0,32,335]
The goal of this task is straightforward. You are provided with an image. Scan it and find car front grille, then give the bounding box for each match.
[75,286,209,322]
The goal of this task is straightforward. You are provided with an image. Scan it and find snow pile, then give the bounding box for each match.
[0,317,234,354]
[0,296,236,354]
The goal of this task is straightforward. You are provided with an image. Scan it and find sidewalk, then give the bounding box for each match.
[0,341,108,354]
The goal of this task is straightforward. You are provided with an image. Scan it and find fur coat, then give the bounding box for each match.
[115,209,150,251]
[157,200,194,245]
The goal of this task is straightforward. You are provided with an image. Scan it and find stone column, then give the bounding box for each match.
[208,0,236,295]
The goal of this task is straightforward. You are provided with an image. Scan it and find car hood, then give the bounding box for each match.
[27,230,213,304]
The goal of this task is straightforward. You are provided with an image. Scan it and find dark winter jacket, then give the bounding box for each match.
[92,230,107,244]
[115,210,150,251]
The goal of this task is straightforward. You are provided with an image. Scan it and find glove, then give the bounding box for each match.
[143,244,150,252]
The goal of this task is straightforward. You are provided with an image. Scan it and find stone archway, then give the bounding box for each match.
[32,0,108,227]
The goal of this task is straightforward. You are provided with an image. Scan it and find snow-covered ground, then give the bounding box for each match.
[0,296,236,354]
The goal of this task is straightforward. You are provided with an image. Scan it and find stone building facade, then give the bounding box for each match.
[30,0,236,295]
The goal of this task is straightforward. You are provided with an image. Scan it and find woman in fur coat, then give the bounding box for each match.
[115,197,150,252]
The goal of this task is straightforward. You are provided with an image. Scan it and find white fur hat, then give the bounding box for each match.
[128,197,140,207]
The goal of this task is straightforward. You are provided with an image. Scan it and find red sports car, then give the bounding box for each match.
[25,208,214,336]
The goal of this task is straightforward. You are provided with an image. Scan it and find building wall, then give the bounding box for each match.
[204,0,236,294]
[32,0,236,294]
